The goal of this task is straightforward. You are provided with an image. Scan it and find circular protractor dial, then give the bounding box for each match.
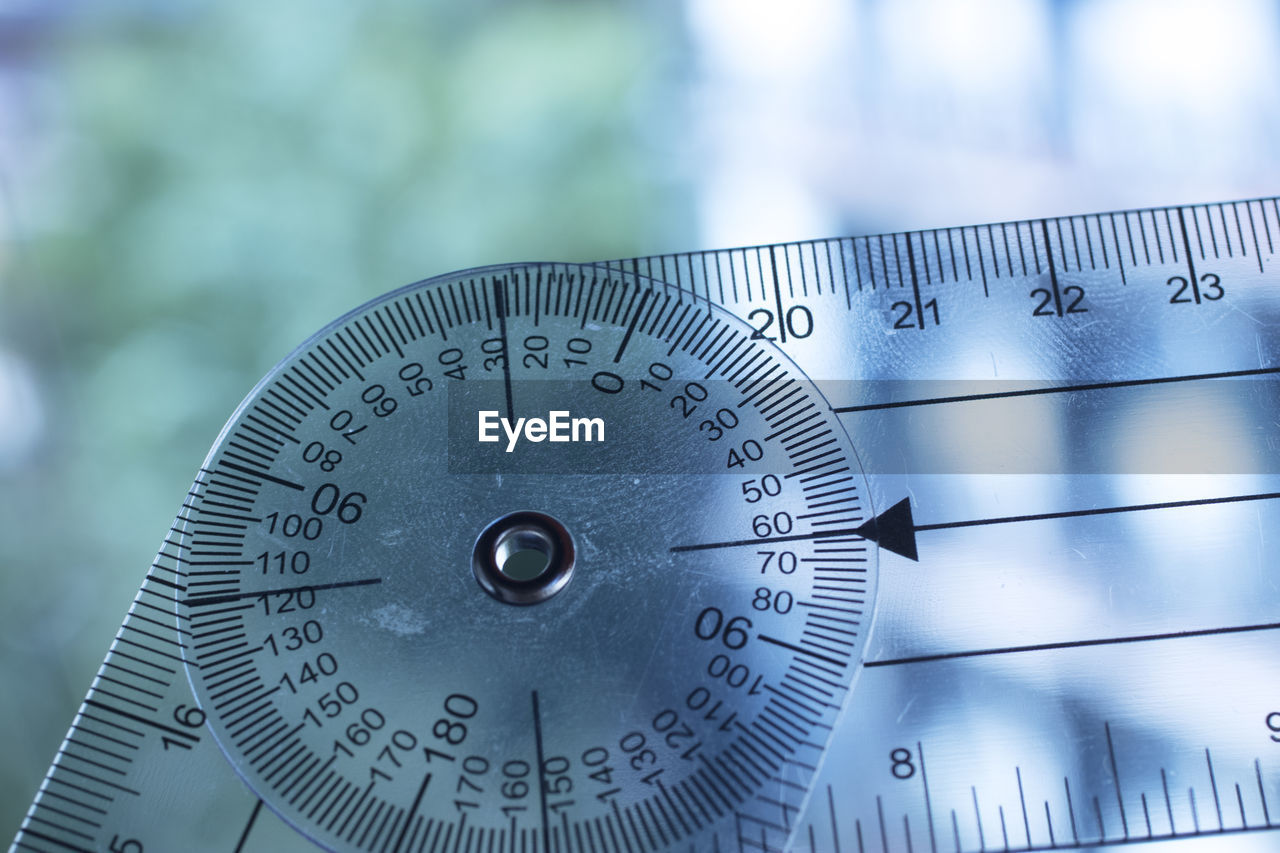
[181,263,878,852]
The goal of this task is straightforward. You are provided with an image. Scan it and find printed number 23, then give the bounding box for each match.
[1168,273,1224,304]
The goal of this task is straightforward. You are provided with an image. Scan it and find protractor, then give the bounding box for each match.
[14,197,1280,853]
[179,263,879,852]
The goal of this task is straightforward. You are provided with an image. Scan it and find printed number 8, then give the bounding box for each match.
[891,747,915,779]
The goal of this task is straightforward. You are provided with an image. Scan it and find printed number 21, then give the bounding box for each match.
[892,299,940,329]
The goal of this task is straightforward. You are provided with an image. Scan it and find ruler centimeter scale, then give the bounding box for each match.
[11,197,1280,853]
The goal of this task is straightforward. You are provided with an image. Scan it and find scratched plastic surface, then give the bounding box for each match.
[793,470,1280,852]
[621,204,1280,852]
[13,201,1280,852]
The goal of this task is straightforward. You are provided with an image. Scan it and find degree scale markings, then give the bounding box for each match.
[169,264,873,852]
[13,196,1280,853]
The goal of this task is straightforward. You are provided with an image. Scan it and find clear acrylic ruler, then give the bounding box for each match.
[11,197,1280,853]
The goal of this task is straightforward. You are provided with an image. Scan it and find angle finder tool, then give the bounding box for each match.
[11,197,1280,853]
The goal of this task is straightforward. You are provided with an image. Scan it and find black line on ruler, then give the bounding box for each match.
[493,279,514,423]
[186,578,382,608]
[769,247,788,344]
[1105,723,1129,838]
[82,698,200,742]
[614,290,651,363]
[906,237,925,329]
[670,529,845,552]
[220,461,305,492]
[673,491,1280,553]
[12,829,94,853]
[1108,213,1127,284]
[833,366,1280,413]
[1003,222,1016,276]
[1177,206,1203,302]
[867,620,1280,667]
[1041,219,1065,316]
[757,634,845,667]
[1017,767,1031,846]
[1207,748,1224,830]
[911,491,1280,533]
[1247,202,1265,273]
[234,798,264,853]
[918,740,937,852]
[392,770,433,853]
[532,691,551,853]
[972,227,993,294]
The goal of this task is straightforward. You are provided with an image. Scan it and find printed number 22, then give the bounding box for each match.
[1031,286,1087,316]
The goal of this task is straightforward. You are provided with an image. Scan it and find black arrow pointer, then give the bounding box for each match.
[847,492,1280,561]
[672,492,1280,562]
[850,497,918,560]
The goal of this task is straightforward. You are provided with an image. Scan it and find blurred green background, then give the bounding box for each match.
[0,0,696,831]
[4,0,1280,836]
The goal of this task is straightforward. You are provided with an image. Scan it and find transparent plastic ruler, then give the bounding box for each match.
[11,197,1280,853]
